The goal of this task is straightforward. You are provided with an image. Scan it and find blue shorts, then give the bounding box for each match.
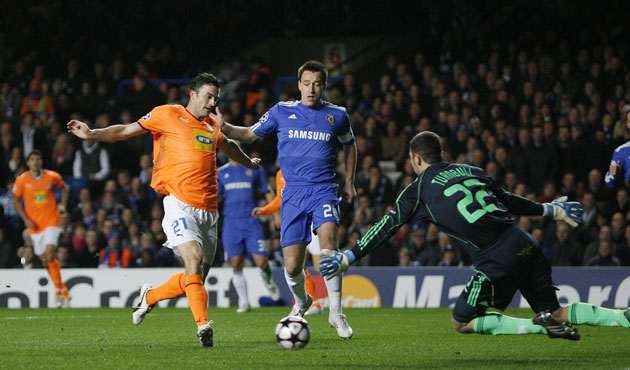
[222,216,267,259]
[280,184,341,247]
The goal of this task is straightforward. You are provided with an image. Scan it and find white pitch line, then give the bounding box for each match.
[1,313,180,320]
[3,314,113,320]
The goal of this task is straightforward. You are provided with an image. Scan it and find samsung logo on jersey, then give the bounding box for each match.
[196,135,212,145]
[225,182,252,190]
[288,130,331,141]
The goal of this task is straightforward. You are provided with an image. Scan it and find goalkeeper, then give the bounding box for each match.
[320,131,630,341]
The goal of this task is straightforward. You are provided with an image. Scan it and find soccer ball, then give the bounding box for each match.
[275,315,310,349]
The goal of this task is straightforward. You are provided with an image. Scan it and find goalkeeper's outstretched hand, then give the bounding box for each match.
[543,196,584,228]
[318,249,356,280]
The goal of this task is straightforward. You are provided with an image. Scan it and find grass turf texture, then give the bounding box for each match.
[1,307,629,369]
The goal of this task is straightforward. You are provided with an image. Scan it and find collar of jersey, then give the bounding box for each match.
[299,100,325,110]
[29,170,44,181]
[182,106,204,124]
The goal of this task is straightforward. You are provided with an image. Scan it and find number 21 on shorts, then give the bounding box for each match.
[172,217,189,235]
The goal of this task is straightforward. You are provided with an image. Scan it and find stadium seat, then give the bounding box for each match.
[64,176,88,200]
[378,160,397,173]
[384,171,402,185]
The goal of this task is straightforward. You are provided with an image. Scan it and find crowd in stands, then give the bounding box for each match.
[2,2,630,269]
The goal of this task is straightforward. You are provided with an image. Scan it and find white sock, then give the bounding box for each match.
[325,274,342,316]
[259,266,272,285]
[284,268,307,307]
[232,271,248,306]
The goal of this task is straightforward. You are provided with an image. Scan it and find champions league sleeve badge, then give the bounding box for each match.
[326,114,335,125]
[259,111,269,123]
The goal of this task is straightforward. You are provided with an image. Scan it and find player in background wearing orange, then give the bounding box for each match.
[67,73,261,347]
[252,169,324,315]
[12,150,70,308]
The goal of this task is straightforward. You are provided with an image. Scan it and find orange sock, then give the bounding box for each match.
[147,272,186,306]
[46,259,67,295]
[185,274,208,327]
[304,269,320,307]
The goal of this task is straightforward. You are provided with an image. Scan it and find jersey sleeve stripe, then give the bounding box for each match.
[357,216,390,248]
[251,122,263,134]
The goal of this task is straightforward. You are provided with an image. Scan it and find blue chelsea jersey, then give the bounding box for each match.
[218,163,268,218]
[251,100,355,185]
[605,141,630,188]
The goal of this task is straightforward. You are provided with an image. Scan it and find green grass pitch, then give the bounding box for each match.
[1,307,629,369]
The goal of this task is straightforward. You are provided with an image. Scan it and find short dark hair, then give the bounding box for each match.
[297,60,328,83]
[26,150,42,161]
[190,72,222,92]
[409,131,442,164]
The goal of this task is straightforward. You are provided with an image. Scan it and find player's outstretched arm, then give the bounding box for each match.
[494,186,583,227]
[67,120,147,142]
[218,139,261,169]
[214,108,259,144]
[542,196,584,228]
[321,176,424,279]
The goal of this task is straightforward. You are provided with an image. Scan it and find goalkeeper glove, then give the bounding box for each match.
[318,249,357,280]
[542,196,584,228]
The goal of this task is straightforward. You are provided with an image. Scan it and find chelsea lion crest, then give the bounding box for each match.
[326,114,335,125]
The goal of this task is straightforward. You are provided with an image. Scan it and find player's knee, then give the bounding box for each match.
[316,228,337,249]
[181,254,203,275]
[181,253,201,266]
[450,315,471,334]
[253,255,269,270]
[230,258,244,271]
[318,234,337,251]
[284,261,302,276]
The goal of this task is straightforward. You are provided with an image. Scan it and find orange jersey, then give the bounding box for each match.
[138,104,226,211]
[12,169,64,234]
[261,170,286,215]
